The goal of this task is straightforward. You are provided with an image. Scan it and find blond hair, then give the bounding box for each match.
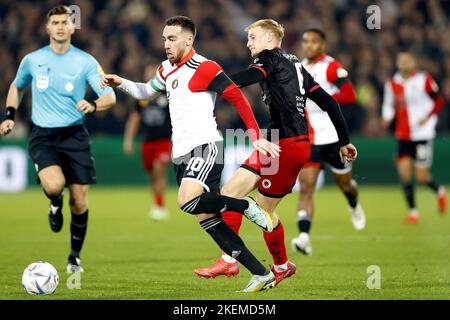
[245,19,285,41]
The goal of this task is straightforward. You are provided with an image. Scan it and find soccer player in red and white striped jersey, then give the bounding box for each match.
[101,16,281,292]
[382,51,447,223]
[291,29,366,256]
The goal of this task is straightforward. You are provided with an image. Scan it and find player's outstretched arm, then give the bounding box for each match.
[229,68,265,88]
[1,84,24,136]
[100,74,162,101]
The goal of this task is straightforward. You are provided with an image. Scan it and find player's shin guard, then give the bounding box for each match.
[181,192,247,215]
[402,182,416,209]
[263,221,288,266]
[222,211,243,234]
[70,210,88,258]
[200,216,267,276]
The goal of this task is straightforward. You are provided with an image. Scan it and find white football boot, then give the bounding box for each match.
[349,203,366,230]
[291,232,313,256]
[150,206,169,221]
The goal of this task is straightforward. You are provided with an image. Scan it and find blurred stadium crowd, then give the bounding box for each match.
[1,0,449,138]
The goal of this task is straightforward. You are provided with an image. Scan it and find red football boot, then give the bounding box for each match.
[194,258,239,278]
[271,261,297,286]
[404,213,419,224]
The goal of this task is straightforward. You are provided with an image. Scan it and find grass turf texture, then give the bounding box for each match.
[1,186,449,300]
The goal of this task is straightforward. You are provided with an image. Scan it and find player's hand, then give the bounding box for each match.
[340,143,358,163]
[76,100,96,114]
[101,74,122,89]
[418,116,429,126]
[253,139,281,158]
[123,139,134,156]
[0,120,15,136]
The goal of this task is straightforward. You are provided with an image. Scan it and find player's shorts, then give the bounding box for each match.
[304,142,352,174]
[397,140,433,167]
[141,139,172,171]
[173,141,224,193]
[241,135,311,198]
[28,124,96,186]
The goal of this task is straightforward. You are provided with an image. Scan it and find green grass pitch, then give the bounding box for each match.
[1,185,449,300]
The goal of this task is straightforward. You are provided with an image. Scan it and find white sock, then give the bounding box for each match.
[409,208,418,216]
[274,262,289,272]
[222,254,236,264]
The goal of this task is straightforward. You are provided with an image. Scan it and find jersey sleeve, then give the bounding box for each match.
[382,80,395,122]
[188,60,223,92]
[424,73,444,116]
[326,61,356,105]
[249,50,276,78]
[146,66,166,92]
[86,56,115,97]
[326,61,349,86]
[13,55,33,89]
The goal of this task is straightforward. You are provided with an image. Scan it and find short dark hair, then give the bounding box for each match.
[46,5,72,21]
[303,28,326,41]
[165,16,196,37]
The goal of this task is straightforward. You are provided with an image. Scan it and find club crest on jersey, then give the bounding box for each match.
[171,79,179,89]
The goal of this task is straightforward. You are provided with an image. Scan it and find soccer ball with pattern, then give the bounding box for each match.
[22,262,59,295]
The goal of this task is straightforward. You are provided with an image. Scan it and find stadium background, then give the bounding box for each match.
[1,0,450,189]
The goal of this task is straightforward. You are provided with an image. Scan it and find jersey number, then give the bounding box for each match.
[186,157,205,172]
[294,62,306,95]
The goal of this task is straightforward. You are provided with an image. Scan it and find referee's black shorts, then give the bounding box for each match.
[28,124,96,186]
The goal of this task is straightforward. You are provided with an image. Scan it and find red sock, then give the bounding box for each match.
[155,193,164,207]
[222,211,243,235]
[263,221,288,266]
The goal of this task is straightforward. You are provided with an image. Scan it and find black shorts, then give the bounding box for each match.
[397,140,433,167]
[305,142,352,174]
[28,124,96,186]
[173,141,224,193]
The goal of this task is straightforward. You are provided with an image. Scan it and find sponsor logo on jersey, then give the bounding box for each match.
[172,79,179,89]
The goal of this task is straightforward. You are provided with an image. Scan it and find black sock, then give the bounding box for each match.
[181,192,248,215]
[402,182,415,209]
[297,210,312,233]
[426,180,440,193]
[70,210,88,258]
[44,190,63,208]
[344,191,358,208]
[200,217,267,276]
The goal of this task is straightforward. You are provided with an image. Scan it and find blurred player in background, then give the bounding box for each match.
[291,29,366,256]
[194,20,357,285]
[123,65,172,221]
[101,16,282,292]
[0,5,116,272]
[382,51,447,223]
